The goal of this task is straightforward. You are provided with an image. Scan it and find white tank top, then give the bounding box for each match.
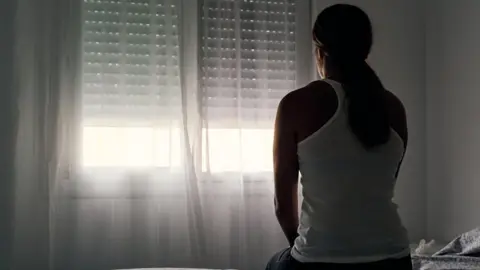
[290,79,410,263]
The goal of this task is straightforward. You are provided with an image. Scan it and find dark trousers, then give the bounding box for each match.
[266,248,413,270]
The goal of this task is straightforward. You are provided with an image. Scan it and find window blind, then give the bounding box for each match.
[201,0,297,127]
[82,0,180,126]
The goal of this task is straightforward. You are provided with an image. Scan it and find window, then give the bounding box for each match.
[82,0,182,168]
[81,0,299,172]
[199,0,297,172]
[83,0,180,125]
[201,0,296,126]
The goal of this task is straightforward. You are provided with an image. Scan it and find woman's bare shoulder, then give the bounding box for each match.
[278,80,338,142]
[281,80,336,105]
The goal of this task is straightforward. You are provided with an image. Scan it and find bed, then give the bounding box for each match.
[411,227,480,269]
[117,268,237,270]
[119,229,480,270]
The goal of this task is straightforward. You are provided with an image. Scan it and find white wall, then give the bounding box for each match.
[0,0,17,269]
[314,0,427,241]
[426,0,480,241]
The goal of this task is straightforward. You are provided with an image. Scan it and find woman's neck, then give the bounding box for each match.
[323,60,365,82]
[323,69,343,82]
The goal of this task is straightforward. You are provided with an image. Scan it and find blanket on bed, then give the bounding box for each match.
[412,227,480,270]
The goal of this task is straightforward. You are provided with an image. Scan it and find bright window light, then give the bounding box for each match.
[82,127,273,173]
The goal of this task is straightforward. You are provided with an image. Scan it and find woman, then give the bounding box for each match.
[267,4,412,270]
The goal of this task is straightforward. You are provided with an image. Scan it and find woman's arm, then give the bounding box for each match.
[273,94,300,247]
[386,90,408,178]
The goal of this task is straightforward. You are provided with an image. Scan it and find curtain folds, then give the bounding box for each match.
[8,0,84,269]
[4,0,313,269]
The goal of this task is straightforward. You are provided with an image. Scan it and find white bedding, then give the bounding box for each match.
[411,239,447,256]
[118,268,237,270]
[411,228,480,269]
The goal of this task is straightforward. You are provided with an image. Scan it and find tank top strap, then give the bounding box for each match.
[322,79,346,101]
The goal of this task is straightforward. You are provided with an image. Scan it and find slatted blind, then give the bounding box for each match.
[201,0,297,127]
[82,0,180,126]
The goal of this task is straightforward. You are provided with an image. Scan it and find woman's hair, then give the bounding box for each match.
[313,4,390,149]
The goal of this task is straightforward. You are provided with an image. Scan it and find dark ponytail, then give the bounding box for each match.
[314,4,390,149]
[338,60,390,149]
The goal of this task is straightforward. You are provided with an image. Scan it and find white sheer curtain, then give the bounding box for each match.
[3,0,313,269]
[4,0,83,269]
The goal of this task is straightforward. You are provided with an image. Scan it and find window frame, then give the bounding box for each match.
[72,0,313,193]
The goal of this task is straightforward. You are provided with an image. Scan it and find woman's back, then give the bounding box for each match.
[288,79,410,263]
[267,4,412,270]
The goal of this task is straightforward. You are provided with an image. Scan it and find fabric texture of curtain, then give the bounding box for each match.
[2,0,313,269]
